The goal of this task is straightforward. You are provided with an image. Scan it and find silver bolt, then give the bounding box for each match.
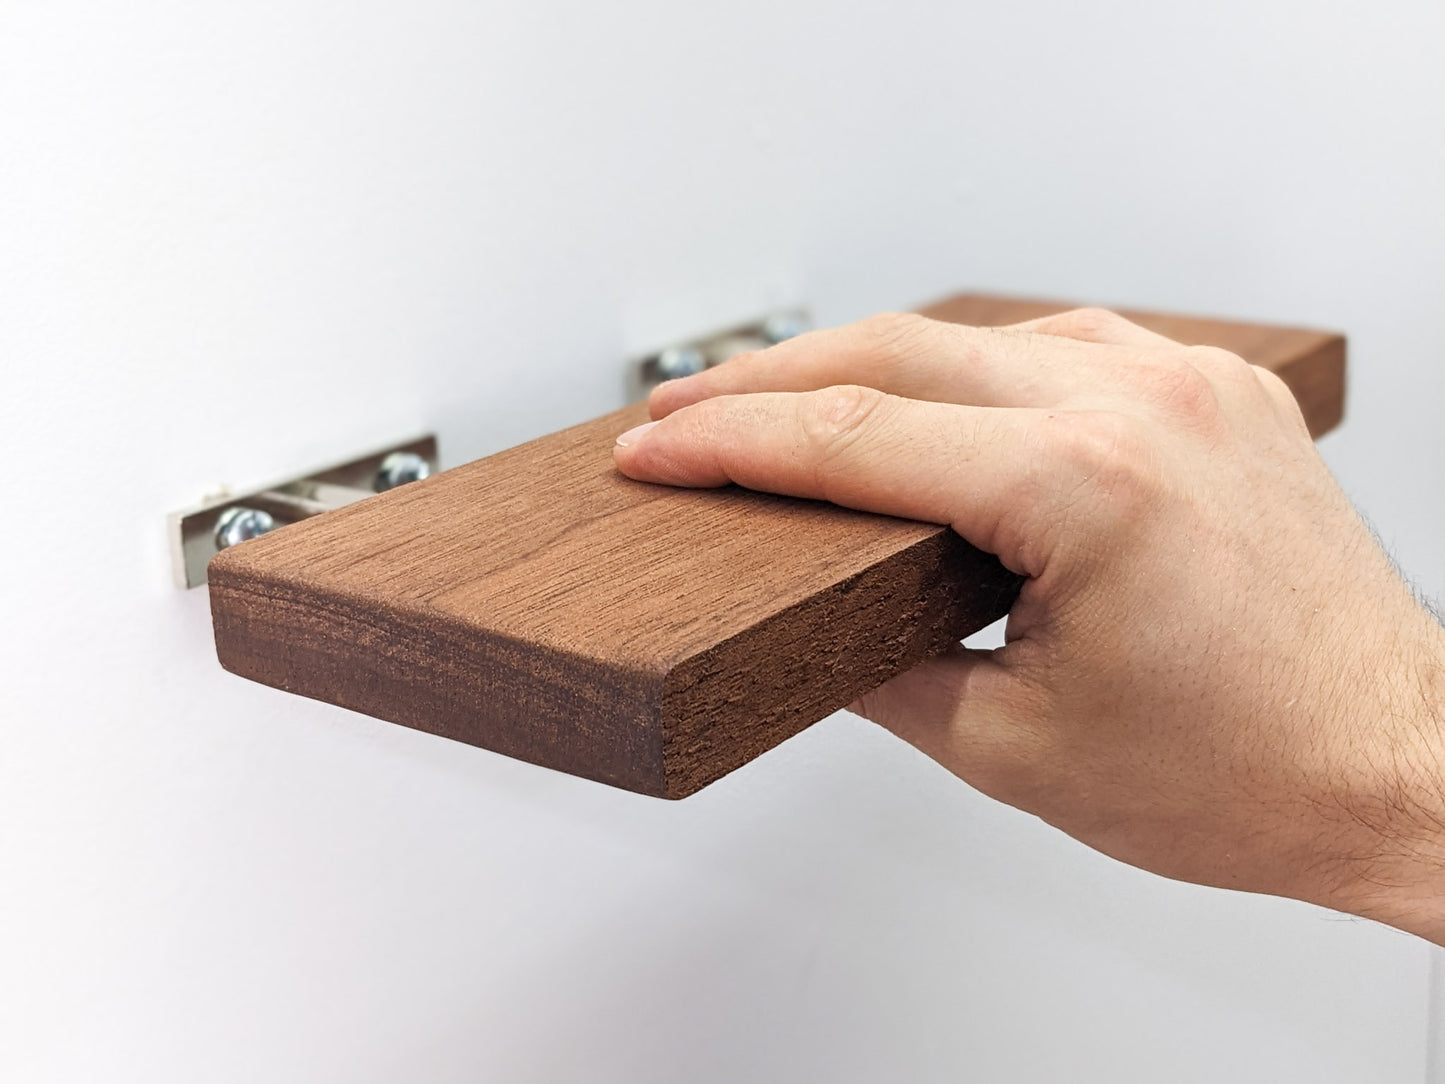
[762,311,810,344]
[375,451,432,492]
[214,506,276,550]
[655,344,707,381]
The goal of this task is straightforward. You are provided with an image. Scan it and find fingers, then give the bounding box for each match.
[648,312,1142,420]
[644,306,1278,444]
[1007,307,1182,350]
[1004,311,1294,431]
[614,385,1127,576]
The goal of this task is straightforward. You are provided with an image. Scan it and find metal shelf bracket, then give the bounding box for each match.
[167,435,438,589]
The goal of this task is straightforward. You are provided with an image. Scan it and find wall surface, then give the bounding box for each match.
[3,1,1443,1080]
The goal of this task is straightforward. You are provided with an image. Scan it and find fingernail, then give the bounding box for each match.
[615,420,659,447]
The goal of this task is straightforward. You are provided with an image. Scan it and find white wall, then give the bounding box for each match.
[3,1,1442,1080]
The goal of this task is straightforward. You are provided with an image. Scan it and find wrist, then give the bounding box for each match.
[1315,613,1445,941]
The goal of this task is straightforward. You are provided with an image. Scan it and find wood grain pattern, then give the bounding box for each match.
[209,294,1347,797]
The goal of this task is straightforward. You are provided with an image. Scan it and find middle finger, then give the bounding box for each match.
[648,312,1167,420]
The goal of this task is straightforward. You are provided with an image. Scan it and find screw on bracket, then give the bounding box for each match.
[633,309,810,399]
[214,506,277,550]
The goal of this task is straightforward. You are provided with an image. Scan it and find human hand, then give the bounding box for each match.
[612,309,1445,942]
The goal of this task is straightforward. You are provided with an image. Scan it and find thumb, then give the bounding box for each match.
[849,645,1047,803]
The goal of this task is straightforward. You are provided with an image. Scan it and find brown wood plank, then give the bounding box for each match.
[209,294,1347,798]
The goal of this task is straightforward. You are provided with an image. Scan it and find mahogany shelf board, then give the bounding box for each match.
[209,294,1347,799]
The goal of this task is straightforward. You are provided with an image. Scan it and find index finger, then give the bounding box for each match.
[615,385,1125,579]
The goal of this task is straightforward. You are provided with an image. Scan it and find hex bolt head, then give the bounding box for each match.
[214,506,277,550]
[655,345,707,381]
[375,451,432,492]
[762,312,810,344]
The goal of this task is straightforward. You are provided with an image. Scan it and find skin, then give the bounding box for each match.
[612,308,1445,944]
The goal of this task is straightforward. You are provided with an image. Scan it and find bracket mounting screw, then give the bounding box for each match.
[375,451,432,492]
[214,506,276,550]
[655,345,707,381]
[762,312,810,344]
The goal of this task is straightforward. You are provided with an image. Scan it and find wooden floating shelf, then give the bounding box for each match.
[208,294,1346,797]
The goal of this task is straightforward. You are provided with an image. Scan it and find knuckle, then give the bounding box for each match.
[1253,365,1290,397]
[1057,410,1134,469]
[1044,306,1132,339]
[803,383,887,440]
[1253,364,1298,406]
[1050,412,1160,517]
[799,384,889,471]
[859,311,933,356]
[1139,356,1223,429]
[1254,365,1311,428]
[1181,344,1249,380]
